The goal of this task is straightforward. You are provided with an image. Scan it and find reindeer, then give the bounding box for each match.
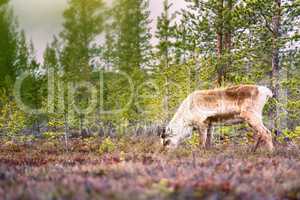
[159,85,274,151]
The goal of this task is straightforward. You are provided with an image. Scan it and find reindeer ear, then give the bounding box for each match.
[163,139,171,147]
[157,126,166,137]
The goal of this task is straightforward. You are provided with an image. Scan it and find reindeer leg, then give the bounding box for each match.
[252,123,273,152]
[197,127,207,148]
[252,135,262,152]
[206,124,214,148]
[194,124,207,149]
[241,111,274,152]
[196,123,209,149]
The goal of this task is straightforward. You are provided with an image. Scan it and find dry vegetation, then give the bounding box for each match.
[0,136,300,200]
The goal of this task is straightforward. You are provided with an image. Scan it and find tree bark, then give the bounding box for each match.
[270,0,281,133]
[224,0,232,51]
[80,114,84,137]
[223,0,232,84]
[216,0,224,86]
[216,33,223,58]
[286,52,294,130]
[64,112,69,151]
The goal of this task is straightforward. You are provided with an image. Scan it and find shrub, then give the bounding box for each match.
[17,135,36,143]
[0,101,26,136]
[98,137,116,155]
[42,132,64,140]
[279,127,300,142]
[186,133,200,148]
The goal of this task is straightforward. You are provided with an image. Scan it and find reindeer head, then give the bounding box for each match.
[158,125,183,149]
[158,126,170,147]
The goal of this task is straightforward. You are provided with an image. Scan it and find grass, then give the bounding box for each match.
[0,136,300,200]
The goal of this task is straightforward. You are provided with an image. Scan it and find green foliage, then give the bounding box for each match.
[278,127,300,142]
[47,120,64,130]
[186,132,200,148]
[42,132,64,140]
[151,178,174,195]
[294,127,300,137]
[40,0,106,136]
[16,135,36,143]
[0,95,26,136]
[0,1,18,90]
[102,0,153,123]
[112,0,152,72]
[98,137,116,155]
[60,0,104,81]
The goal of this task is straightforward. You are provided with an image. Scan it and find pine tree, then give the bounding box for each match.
[102,22,116,70]
[180,0,252,86]
[15,31,30,75]
[0,0,8,6]
[111,0,152,123]
[59,0,105,136]
[0,1,32,136]
[43,37,60,73]
[156,0,176,66]
[17,37,44,135]
[244,0,299,132]
[43,38,64,132]
[113,0,152,72]
[60,0,104,81]
[155,0,176,119]
[0,1,18,92]
[283,0,300,130]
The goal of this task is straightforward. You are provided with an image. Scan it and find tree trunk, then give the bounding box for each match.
[270,0,281,134]
[80,114,86,137]
[194,47,201,87]
[64,112,69,151]
[224,0,232,51]
[216,32,223,58]
[286,52,294,130]
[223,0,232,84]
[164,32,170,119]
[216,0,224,86]
[163,0,171,119]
